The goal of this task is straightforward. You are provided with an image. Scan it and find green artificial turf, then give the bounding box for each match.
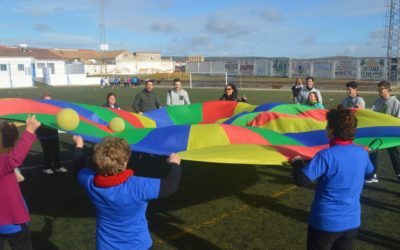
[1,85,399,249]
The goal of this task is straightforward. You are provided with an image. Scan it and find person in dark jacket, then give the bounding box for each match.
[219,83,247,102]
[102,92,121,109]
[36,92,67,175]
[291,77,303,103]
[132,80,161,114]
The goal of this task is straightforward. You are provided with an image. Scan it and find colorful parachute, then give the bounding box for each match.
[0,98,399,165]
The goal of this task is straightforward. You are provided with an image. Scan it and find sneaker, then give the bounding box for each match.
[396,174,400,182]
[365,174,379,183]
[55,167,68,173]
[43,169,54,175]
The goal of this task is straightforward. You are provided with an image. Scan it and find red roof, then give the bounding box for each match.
[0,47,63,59]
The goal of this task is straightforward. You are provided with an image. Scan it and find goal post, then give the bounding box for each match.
[189,72,228,88]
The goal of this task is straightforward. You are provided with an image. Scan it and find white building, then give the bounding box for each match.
[0,46,100,87]
[51,49,175,75]
[0,46,34,88]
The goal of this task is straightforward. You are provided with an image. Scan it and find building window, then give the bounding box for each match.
[47,63,55,74]
[18,64,25,71]
[0,64,7,71]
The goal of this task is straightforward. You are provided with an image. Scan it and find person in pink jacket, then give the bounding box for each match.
[0,116,41,250]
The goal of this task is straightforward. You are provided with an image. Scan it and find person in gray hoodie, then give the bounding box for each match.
[367,81,400,183]
[298,76,323,105]
[166,78,190,106]
[341,81,366,109]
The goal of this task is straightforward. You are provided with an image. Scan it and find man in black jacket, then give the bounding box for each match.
[132,80,160,114]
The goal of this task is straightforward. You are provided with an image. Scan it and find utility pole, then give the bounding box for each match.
[99,0,108,78]
[386,0,400,84]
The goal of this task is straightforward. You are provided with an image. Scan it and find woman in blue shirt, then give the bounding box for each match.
[72,136,181,250]
[291,106,374,249]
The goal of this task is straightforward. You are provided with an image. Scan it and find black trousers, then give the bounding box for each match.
[39,138,61,170]
[370,147,400,175]
[307,226,358,250]
[0,224,32,250]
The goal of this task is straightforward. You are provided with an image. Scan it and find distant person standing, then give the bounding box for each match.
[114,77,120,88]
[124,76,130,88]
[341,81,365,109]
[102,92,121,109]
[298,76,323,105]
[36,92,68,175]
[166,78,190,106]
[367,81,400,183]
[132,80,161,115]
[104,76,110,87]
[291,77,303,104]
[219,83,247,102]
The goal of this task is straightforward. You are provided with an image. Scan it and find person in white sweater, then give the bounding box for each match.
[298,76,323,105]
[166,78,190,106]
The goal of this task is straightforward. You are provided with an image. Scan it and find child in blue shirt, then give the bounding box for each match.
[291,105,374,249]
[72,136,181,250]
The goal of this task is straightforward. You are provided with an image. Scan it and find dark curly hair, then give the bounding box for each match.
[326,105,357,140]
[1,122,19,149]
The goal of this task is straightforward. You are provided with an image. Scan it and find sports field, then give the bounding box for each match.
[1,85,400,249]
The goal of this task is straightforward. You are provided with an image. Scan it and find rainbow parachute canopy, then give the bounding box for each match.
[1,98,399,165]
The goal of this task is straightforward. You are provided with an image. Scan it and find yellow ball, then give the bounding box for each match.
[56,108,80,131]
[109,117,125,133]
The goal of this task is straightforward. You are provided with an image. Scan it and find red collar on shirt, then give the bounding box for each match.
[329,138,353,147]
[94,169,134,188]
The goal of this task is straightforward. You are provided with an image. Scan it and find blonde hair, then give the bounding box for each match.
[93,136,132,175]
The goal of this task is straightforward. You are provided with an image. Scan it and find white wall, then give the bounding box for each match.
[136,60,175,74]
[35,60,66,85]
[85,60,175,76]
[0,57,33,88]
[85,64,119,75]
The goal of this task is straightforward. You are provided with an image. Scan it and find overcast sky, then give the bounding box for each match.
[0,0,388,58]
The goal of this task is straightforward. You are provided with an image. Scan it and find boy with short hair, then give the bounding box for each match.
[341,81,366,109]
[166,78,190,106]
[367,81,400,183]
[298,76,323,105]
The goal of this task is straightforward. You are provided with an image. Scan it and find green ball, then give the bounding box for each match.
[109,117,125,133]
[56,108,80,131]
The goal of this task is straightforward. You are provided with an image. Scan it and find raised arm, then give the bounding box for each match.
[72,135,85,177]
[159,153,182,198]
